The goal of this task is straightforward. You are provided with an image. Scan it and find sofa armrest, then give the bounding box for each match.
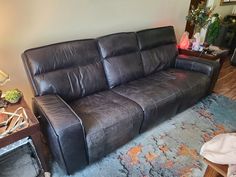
[33,94,88,174]
[175,54,221,92]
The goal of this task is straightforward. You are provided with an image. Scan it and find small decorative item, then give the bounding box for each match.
[179,32,190,49]
[192,33,201,51]
[4,89,23,104]
[0,107,29,138]
[0,99,7,108]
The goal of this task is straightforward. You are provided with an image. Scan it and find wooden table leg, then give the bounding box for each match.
[219,57,226,70]
[204,165,224,177]
[31,131,50,172]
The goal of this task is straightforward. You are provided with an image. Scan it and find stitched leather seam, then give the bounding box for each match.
[33,97,68,171]
[139,42,176,52]
[33,60,101,76]
[176,59,213,76]
[34,95,89,172]
[22,53,39,96]
[102,48,139,60]
[56,95,89,162]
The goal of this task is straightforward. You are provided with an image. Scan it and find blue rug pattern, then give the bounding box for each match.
[53,94,236,177]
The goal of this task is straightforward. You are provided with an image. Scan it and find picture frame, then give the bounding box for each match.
[220,0,236,5]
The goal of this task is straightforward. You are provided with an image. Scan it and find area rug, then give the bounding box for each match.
[52,94,236,177]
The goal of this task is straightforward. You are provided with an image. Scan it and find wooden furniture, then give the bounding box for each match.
[204,159,228,177]
[179,48,229,67]
[0,99,48,173]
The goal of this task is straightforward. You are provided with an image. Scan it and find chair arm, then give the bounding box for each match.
[175,55,221,92]
[32,94,88,175]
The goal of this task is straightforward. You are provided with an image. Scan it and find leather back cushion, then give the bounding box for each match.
[98,33,144,88]
[22,39,107,101]
[137,26,178,75]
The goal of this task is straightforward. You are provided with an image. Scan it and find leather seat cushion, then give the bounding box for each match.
[69,90,143,162]
[112,69,210,131]
[161,69,210,112]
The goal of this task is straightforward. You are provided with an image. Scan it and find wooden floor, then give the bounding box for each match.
[214,58,236,100]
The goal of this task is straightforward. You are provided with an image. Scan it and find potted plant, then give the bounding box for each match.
[186,2,214,33]
[4,89,23,104]
[205,13,221,45]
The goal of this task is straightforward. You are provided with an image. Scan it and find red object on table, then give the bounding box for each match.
[179,32,190,49]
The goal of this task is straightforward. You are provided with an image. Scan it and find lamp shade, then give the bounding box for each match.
[0,70,10,86]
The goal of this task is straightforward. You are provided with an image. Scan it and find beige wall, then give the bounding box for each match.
[233,6,236,14]
[207,0,235,17]
[0,0,191,105]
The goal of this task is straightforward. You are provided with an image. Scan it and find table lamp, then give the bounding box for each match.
[0,70,10,107]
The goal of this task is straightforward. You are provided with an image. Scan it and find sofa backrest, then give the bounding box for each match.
[22,39,108,101]
[137,26,178,76]
[97,32,144,88]
[22,26,178,100]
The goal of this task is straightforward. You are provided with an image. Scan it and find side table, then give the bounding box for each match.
[178,48,229,68]
[0,99,48,174]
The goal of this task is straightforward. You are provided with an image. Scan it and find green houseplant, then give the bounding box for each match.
[4,89,22,104]
[205,14,221,44]
[186,2,214,33]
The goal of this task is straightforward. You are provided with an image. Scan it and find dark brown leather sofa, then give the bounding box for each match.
[22,26,220,175]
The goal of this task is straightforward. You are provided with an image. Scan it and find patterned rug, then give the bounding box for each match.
[53,94,236,177]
